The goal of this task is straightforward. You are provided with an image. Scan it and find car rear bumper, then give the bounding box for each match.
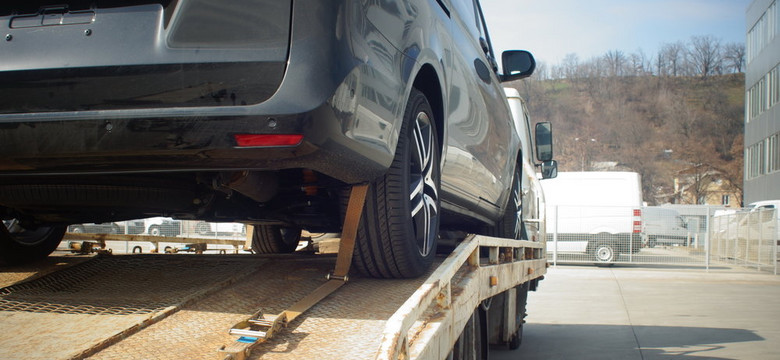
[0,0,403,184]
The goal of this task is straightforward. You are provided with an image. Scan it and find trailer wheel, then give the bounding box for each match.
[351,88,440,278]
[0,220,66,265]
[252,225,301,254]
[132,246,143,254]
[594,242,616,263]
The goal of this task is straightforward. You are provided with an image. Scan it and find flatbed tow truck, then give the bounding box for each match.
[0,185,546,360]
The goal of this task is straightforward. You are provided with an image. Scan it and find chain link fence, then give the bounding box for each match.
[62,218,249,254]
[546,205,779,274]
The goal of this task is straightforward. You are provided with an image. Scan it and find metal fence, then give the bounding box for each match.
[546,205,779,274]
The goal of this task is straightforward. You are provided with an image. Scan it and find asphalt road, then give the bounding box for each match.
[491,264,780,360]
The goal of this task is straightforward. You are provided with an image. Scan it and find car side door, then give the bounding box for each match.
[441,0,515,220]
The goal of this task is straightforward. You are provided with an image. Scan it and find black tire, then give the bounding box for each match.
[252,225,301,254]
[132,246,143,254]
[593,242,616,263]
[352,89,440,278]
[452,307,485,360]
[0,220,66,265]
[491,166,525,240]
[647,235,657,248]
[508,283,530,350]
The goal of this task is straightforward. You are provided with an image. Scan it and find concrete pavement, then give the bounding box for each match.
[492,265,780,360]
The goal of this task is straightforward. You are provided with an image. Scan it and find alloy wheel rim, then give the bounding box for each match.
[409,111,438,257]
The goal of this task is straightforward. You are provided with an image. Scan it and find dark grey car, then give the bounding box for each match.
[0,0,549,277]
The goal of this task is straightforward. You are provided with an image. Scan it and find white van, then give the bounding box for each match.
[541,172,643,262]
[642,207,691,247]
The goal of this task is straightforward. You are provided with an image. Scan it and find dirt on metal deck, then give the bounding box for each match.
[0,254,269,360]
[0,252,435,359]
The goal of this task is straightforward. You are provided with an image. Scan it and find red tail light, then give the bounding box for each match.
[234,134,303,147]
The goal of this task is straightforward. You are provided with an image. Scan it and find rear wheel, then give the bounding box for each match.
[352,89,440,278]
[594,242,616,263]
[149,226,161,237]
[452,307,486,360]
[0,220,66,265]
[252,225,301,254]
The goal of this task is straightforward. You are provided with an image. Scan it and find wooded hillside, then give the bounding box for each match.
[509,73,745,205]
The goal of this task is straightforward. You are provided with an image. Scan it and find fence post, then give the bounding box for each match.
[758,209,764,272]
[553,205,558,267]
[772,209,780,275]
[746,210,752,267]
[705,207,710,271]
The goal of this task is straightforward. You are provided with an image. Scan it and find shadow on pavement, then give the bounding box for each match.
[492,323,764,360]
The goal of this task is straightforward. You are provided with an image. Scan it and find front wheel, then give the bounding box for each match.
[351,89,440,278]
[490,166,524,240]
[0,220,66,265]
[252,225,301,254]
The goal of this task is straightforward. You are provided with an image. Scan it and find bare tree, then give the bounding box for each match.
[723,42,746,73]
[629,49,650,76]
[688,35,723,77]
[561,53,580,80]
[603,50,626,77]
[660,41,686,76]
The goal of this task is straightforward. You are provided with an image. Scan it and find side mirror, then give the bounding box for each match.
[540,160,558,179]
[501,50,536,82]
[535,122,553,161]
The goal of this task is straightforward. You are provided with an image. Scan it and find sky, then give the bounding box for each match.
[481,0,752,67]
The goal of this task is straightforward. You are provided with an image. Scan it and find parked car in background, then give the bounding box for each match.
[0,0,543,277]
[194,222,246,237]
[143,217,181,237]
[68,222,125,235]
[642,207,691,247]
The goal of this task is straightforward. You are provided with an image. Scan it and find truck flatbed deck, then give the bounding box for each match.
[0,233,545,360]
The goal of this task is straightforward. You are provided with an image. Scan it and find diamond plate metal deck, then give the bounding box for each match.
[0,251,438,359]
[0,254,268,360]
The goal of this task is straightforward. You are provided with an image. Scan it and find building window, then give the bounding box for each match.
[722,195,730,206]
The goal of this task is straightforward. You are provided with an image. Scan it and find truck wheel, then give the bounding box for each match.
[352,89,440,278]
[0,220,66,265]
[70,225,85,233]
[252,225,301,254]
[491,166,524,240]
[594,242,616,263]
[508,283,530,349]
[149,226,161,237]
[132,246,143,254]
[452,307,485,360]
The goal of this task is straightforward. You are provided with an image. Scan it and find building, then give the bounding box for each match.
[744,0,780,204]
